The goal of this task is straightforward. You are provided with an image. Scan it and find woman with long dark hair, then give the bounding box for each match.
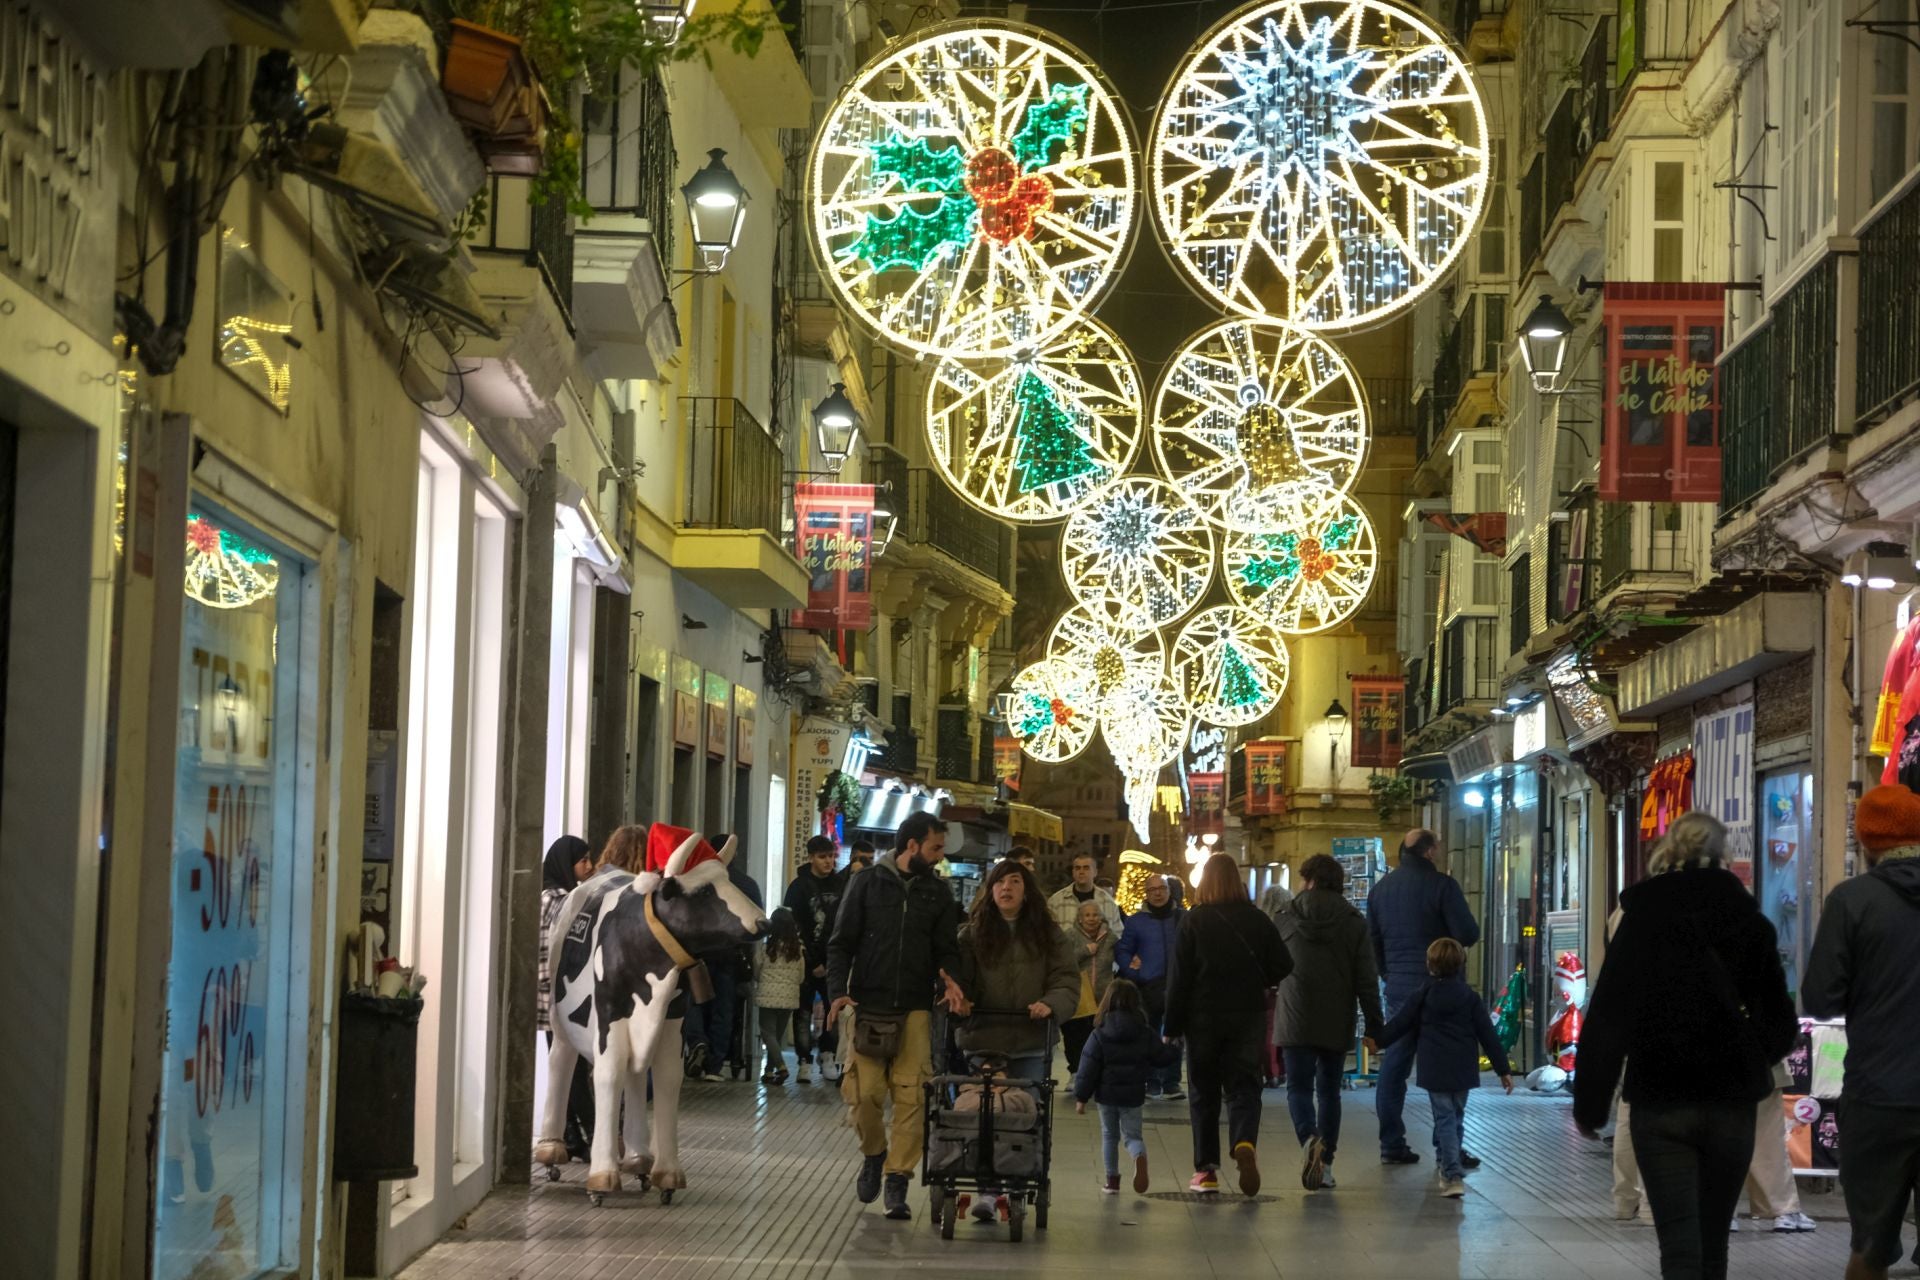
[1573,813,1796,1280]
[1165,853,1293,1197]
[754,908,806,1083]
[955,859,1080,1220]
[538,836,595,1161]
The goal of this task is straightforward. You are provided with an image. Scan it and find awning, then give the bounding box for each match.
[1006,803,1063,846]
[1398,751,1454,783]
[1616,593,1817,718]
[1447,721,1513,784]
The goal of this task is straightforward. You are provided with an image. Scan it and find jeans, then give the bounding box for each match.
[1375,976,1421,1155]
[1138,977,1181,1092]
[1099,1103,1146,1178]
[1429,1089,1469,1179]
[1283,1046,1346,1158]
[1632,1101,1755,1280]
[796,969,833,1062]
[684,966,737,1067]
[1185,1018,1264,1171]
[757,1007,791,1072]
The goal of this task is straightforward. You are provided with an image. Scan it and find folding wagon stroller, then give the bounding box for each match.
[921,1008,1056,1242]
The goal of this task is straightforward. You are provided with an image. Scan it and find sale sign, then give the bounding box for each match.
[1601,283,1725,503]
[792,483,873,630]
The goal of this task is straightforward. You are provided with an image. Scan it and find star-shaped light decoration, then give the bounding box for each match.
[1205,16,1374,213]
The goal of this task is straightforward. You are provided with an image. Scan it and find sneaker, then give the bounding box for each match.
[1103,1175,1120,1195]
[1133,1152,1150,1194]
[1772,1212,1817,1233]
[1381,1149,1420,1165]
[882,1173,911,1219]
[1302,1136,1326,1191]
[699,1070,726,1083]
[1321,1171,1337,1190]
[1729,1217,1740,1233]
[1189,1170,1220,1195]
[796,1061,812,1083]
[856,1152,885,1204]
[1231,1142,1261,1196]
[760,1070,781,1084]
[1460,1149,1482,1171]
[1162,1088,1186,1101]
[1440,1178,1467,1199]
[972,1193,1000,1221]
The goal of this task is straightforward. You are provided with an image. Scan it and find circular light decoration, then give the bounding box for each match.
[1007,658,1100,762]
[1150,0,1488,330]
[1224,490,1379,634]
[925,316,1143,521]
[1101,671,1189,772]
[1060,476,1216,628]
[1153,317,1369,531]
[185,513,280,609]
[1048,598,1165,705]
[1171,605,1292,727]
[809,21,1138,359]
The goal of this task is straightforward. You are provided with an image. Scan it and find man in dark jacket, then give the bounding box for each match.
[682,835,765,1080]
[826,812,966,1219]
[1804,785,1920,1280]
[1273,854,1384,1190]
[1367,829,1480,1164]
[1116,874,1187,1098]
[784,835,845,1082]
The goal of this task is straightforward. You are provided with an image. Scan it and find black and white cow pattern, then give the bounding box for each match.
[536,833,766,1200]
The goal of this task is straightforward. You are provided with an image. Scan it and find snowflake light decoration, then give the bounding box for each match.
[1171,606,1292,727]
[809,22,1138,359]
[925,316,1142,521]
[1060,476,1215,629]
[185,514,280,609]
[1047,598,1165,708]
[1153,317,1369,531]
[1224,490,1379,634]
[1006,658,1100,762]
[1151,0,1488,330]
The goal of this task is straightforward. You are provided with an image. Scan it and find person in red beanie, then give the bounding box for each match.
[1806,783,1920,1280]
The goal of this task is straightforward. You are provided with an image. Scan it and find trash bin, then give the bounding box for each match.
[332,993,423,1181]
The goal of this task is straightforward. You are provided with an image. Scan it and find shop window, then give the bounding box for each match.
[1759,767,1814,997]
[155,504,314,1280]
[1652,161,1686,281]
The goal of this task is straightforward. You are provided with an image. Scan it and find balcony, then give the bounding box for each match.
[336,11,486,232]
[935,708,977,785]
[872,454,1015,588]
[1507,553,1531,660]
[1721,258,1837,516]
[1441,616,1500,712]
[673,398,809,608]
[1858,181,1920,426]
[1431,293,1507,431]
[1365,377,1417,436]
[574,67,679,380]
[1595,501,1704,598]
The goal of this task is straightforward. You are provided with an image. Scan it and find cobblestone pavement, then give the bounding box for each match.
[398,1065,1897,1280]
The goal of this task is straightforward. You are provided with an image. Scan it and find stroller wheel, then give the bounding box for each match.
[939,1192,957,1239]
[1008,1197,1025,1244]
[1035,1190,1048,1231]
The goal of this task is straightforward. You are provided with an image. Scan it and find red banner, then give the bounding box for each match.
[1425,512,1508,558]
[1240,742,1288,816]
[792,483,873,630]
[1601,283,1726,503]
[993,734,1021,791]
[1188,773,1224,834]
[1351,677,1404,768]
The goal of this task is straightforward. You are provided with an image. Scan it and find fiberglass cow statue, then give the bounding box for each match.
[536,822,767,1205]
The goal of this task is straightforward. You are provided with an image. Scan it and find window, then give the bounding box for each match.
[1869,0,1920,204]
[1479,295,1507,375]
[1479,142,1508,278]
[1652,161,1685,280]
[1773,0,1838,269]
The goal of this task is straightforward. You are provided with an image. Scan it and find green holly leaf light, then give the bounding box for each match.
[1322,514,1360,550]
[843,196,979,273]
[1009,82,1091,171]
[1238,532,1301,593]
[1010,370,1100,493]
[870,134,966,193]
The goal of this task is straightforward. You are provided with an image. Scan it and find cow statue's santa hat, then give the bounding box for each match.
[535,822,765,1204]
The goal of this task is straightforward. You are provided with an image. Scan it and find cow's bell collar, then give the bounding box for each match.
[644,891,699,971]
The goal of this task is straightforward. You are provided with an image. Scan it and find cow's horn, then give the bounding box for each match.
[717,834,738,865]
[664,832,700,878]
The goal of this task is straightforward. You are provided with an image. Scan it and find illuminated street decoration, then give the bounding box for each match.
[925,316,1142,521]
[1047,598,1165,705]
[1153,317,1368,530]
[1102,670,1189,773]
[1060,476,1215,628]
[1151,0,1488,330]
[1124,770,1157,842]
[1006,658,1100,762]
[219,315,294,411]
[1171,605,1292,727]
[185,514,280,609]
[1224,489,1378,633]
[810,22,1137,359]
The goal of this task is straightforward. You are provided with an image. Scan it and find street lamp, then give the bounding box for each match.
[1517,296,1573,391]
[681,148,748,272]
[812,382,860,471]
[1324,697,1349,777]
[641,0,691,41]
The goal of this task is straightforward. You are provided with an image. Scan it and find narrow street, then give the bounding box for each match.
[400,1077,1865,1280]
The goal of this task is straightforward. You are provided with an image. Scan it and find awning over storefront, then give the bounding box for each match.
[1446,721,1513,784]
[1397,750,1454,782]
[1006,803,1064,847]
[855,783,944,835]
[1617,593,1817,718]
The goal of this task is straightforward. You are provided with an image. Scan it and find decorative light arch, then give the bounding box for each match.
[1047,598,1165,704]
[1006,657,1101,762]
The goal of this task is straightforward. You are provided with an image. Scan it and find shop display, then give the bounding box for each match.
[1638,750,1693,840]
[1544,952,1585,1073]
[1781,1018,1848,1175]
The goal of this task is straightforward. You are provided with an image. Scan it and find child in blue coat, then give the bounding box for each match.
[1372,939,1514,1198]
[1074,979,1181,1195]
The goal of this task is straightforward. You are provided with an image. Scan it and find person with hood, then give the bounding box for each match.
[786,834,847,1083]
[1273,854,1383,1191]
[1573,812,1797,1280]
[1165,853,1294,1196]
[1368,828,1481,1165]
[538,835,595,1161]
[1074,978,1180,1194]
[1060,899,1117,1078]
[954,858,1080,1220]
[1117,873,1188,1099]
[1805,784,1920,1280]
[826,812,968,1219]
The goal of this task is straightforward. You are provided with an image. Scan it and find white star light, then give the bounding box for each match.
[1206,17,1374,205]
[1091,485,1164,557]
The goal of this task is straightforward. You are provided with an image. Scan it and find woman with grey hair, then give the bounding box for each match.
[1572,812,1797,1280]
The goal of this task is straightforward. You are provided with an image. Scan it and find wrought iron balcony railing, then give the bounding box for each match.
[1858,180,1920,426]
[870,454,1014,586]
[1721,257,1837,516]
[683,398,787,534]
[580,67,675,272]
[473,175,575,324]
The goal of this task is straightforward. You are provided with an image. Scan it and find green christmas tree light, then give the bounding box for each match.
[843,195,979,273]
[1010,370,1099,492]
[1009,82,1091,171]
[869,134,966,193]
[1217,643,1267,709]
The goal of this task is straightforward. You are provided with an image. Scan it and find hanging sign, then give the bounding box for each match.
[1601,283,1726,503]
[992,734,1021,789]
[1234,741,1288,816]
[1351,677,1405,768]
[1188,773,1225,834]
[792,483,873,631]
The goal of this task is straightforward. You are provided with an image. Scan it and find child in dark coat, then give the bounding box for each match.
[1074,979,1180,1194]
[1372,939,1514,1197]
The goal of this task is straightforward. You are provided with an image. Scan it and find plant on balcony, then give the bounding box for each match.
[817,769,864,825]
[1367,771,1427,821]
[446,0,776,214]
